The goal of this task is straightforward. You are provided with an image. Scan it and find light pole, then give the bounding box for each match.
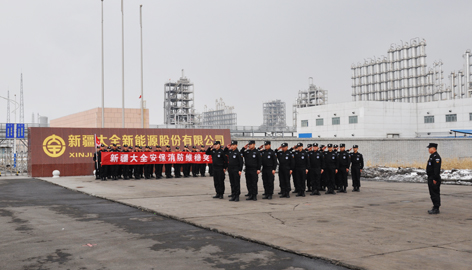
[121,0,125,128]
[140,4,144,128]
[101,0,105,128]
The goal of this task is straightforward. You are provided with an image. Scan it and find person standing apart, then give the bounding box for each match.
[426,143,441,214]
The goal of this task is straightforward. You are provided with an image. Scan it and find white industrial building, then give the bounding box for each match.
[296,98,472,138]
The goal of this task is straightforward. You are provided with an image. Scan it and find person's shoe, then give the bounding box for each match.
[245,193,250,197]
[234,196,239,202]
[279,193,287,198]
[339,188,347,193]
[212,194,220,199]
[262,193,266,196]
[285,193,290,198]
[219,194,224,199]
[313,190,321,195]
[296,192,304,197]
[267,195,272,200]
[228,194,233,198]
[292,190,298,194]
[262,195,269,199]
[428,208,440,214]
[246,195,253,201]
[278,191,283,195]
[252,195,257,201]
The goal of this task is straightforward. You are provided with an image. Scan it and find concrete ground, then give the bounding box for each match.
[0,177,346,270]
[34,174,472,270]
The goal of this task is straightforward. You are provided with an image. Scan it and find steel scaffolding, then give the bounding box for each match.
[262,99,286,129]
[293,77,328,127]
[163,70,197,126]
[201,98,237,126]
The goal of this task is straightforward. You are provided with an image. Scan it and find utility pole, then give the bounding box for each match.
[19,73,24,123]
[121,0,125,128]
[101,0,105,128]
[140,4,144,128]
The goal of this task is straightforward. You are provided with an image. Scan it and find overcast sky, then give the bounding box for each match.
[1,0,472,126]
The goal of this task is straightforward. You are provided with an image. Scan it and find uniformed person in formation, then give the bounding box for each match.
[199,145,207,176]
[191,146,199,177]
[122,144,131,180]
[165,145,173,178]
[308,143,324,195]
[276,143,294,198]
[320,145,327,191]
[324,144,339,194]
[206,141,228,199]
[98,144,107,181]
[93,145,100,180]
[174,146,182,178]
[426,143,441,214]
[337,143,350,193]
[224,140,244,201]
[154,146,163,179]
[144,146,153,179]
[182,145,191,177]
[260,141,277,200]
[111,144,120,180]
[241,140,261,201]
[305,144,313,192]
[293,143,309,197]
[133,146,142,179]
[350,145,363,191]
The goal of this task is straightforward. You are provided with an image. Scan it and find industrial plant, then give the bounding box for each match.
[163,70,198,127]
[292,77,328,127]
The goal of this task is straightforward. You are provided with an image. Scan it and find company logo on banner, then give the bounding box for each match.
[43,134,67,157]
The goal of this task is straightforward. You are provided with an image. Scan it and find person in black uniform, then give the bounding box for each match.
[182,145,191,177]
[144,146,152,179]
[174,146,182,178]
[333,144,341,190]
[93,145,100,180]
[154,145,163,179]
[350,145,363,192]
[98,144,107,181]
[426,143,441,214]
[199,145,207,176]
[224,140,244,202]
[305,144,313,192]
[121,144,130,180]
[117,146,123,179]
[324,144,339,194]
[133,145,142,179]
[241,140,261,201]
[106,146,112,179]
[110,144,120,180]
[293,143,309,197]
[276,143,294,198]
[205,141,228,199]
[308,143,324,196]
[260,141,277,200]
[319,145,327,190]
[337,143,350,193]
[165,145,173,178]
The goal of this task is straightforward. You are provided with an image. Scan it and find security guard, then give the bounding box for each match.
[337,143,350,193]
[350,145,364,192]
[293,143,309,197]
[324,144,339,194]
[134,145,142,179]
[305,144,313,192]
[110,144,120,180]
[426,143,441,214]
[122,144,131,180]
[144,146,153,179]
[319,145,327,191]
[182,145,191,177]
[165,145,173,178]
[98,144,107,181]
[191,146,199,177]
[241,140,261,201]
[308,143,324,195]
[106,146,112,179]
[224,140,244,201]
[93,145,100,180]
[199,145,207,176]
[154,145,163,179]
[174,146,182,178]
[277,143,294,198]
[206,141,228,199]
[260,141,277,200]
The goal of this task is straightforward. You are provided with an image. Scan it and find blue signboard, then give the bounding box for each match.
[13,153,17,168]
[5,123,14,138]
[16,124,25,138]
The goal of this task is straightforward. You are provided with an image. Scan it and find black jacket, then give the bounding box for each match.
[205,147,228,169]
[324,151,339,169]
[241,147,261,170]
[293,150,309,169]
[338,150,351,168]
[350,152,364,169]
[260,148,277,170]
[308,150,325,169]
[426,152,441,181]
[277,150,294,170]
[224,147,244,171]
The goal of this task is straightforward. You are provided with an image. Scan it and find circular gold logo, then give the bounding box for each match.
[43,134,66,158]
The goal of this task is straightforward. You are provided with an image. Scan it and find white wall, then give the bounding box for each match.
[297,99,472,138]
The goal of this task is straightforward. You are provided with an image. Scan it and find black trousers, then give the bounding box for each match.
[209,164,213,176]
[351,167,361,188]
[183,164,191,177]
[310,168,322,191]
[99,164,107,179]
[294,168,306,194]
[191,164,198,176]
[292,169,299,192]
[278,167,291,194]
[213,166,225,195]
[262,168,275,195]
[165,164,172,177]
[200,164,206,176]
[155,164,163,178]
[338,167,348,188]
[325,168,336,190]
[335,169,342,188]
[134,165,142,179]
[144,164,152,178]
[321,172,327,189]
[94,162,99,178]
[428,176,441,209]
[245,169,258,195]
[228,169,241,196]
[307,169,315,190]
[174,164,181,177]
[122,165,129,179]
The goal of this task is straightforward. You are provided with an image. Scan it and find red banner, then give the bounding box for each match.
[101,152,213,165]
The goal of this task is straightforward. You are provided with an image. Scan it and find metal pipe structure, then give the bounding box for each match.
[140,5,144,128]
[121,0,125,128]
[101,0,105,128]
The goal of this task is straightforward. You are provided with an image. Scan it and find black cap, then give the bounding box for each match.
[192,146,196,149]
[118,146,121,149]
[320,144,325,148]
[166,145,170,148]
[107,146,111,149]
[112,143,117,147]
[156,145,161,148]
[427,143,438,149]
[139,146,142,149]
[213,141,221,145]
[281,143,288,147]
[340,143,345,147]
[231,140,238,145]
[100,144,105,147]
[313,143,319,147]
[327,144,333,147]
[334,144,338,148]
[96,146,100,148]
[201,145,205,147]
[123,144,128,147]
[307,144,312,148]
[176,146,180,149]
[248,140,255,145]
[184,145,189,148]
[135,145,139,148]
[297,143,303,147]
[264,141,271,145]
[353,145,359,148]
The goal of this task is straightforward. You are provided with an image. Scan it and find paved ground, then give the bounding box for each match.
[0,177,346,270]
[36,174,472,270]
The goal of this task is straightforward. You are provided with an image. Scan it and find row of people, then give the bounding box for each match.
[93,144,213,181]
[205,140,364,202]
